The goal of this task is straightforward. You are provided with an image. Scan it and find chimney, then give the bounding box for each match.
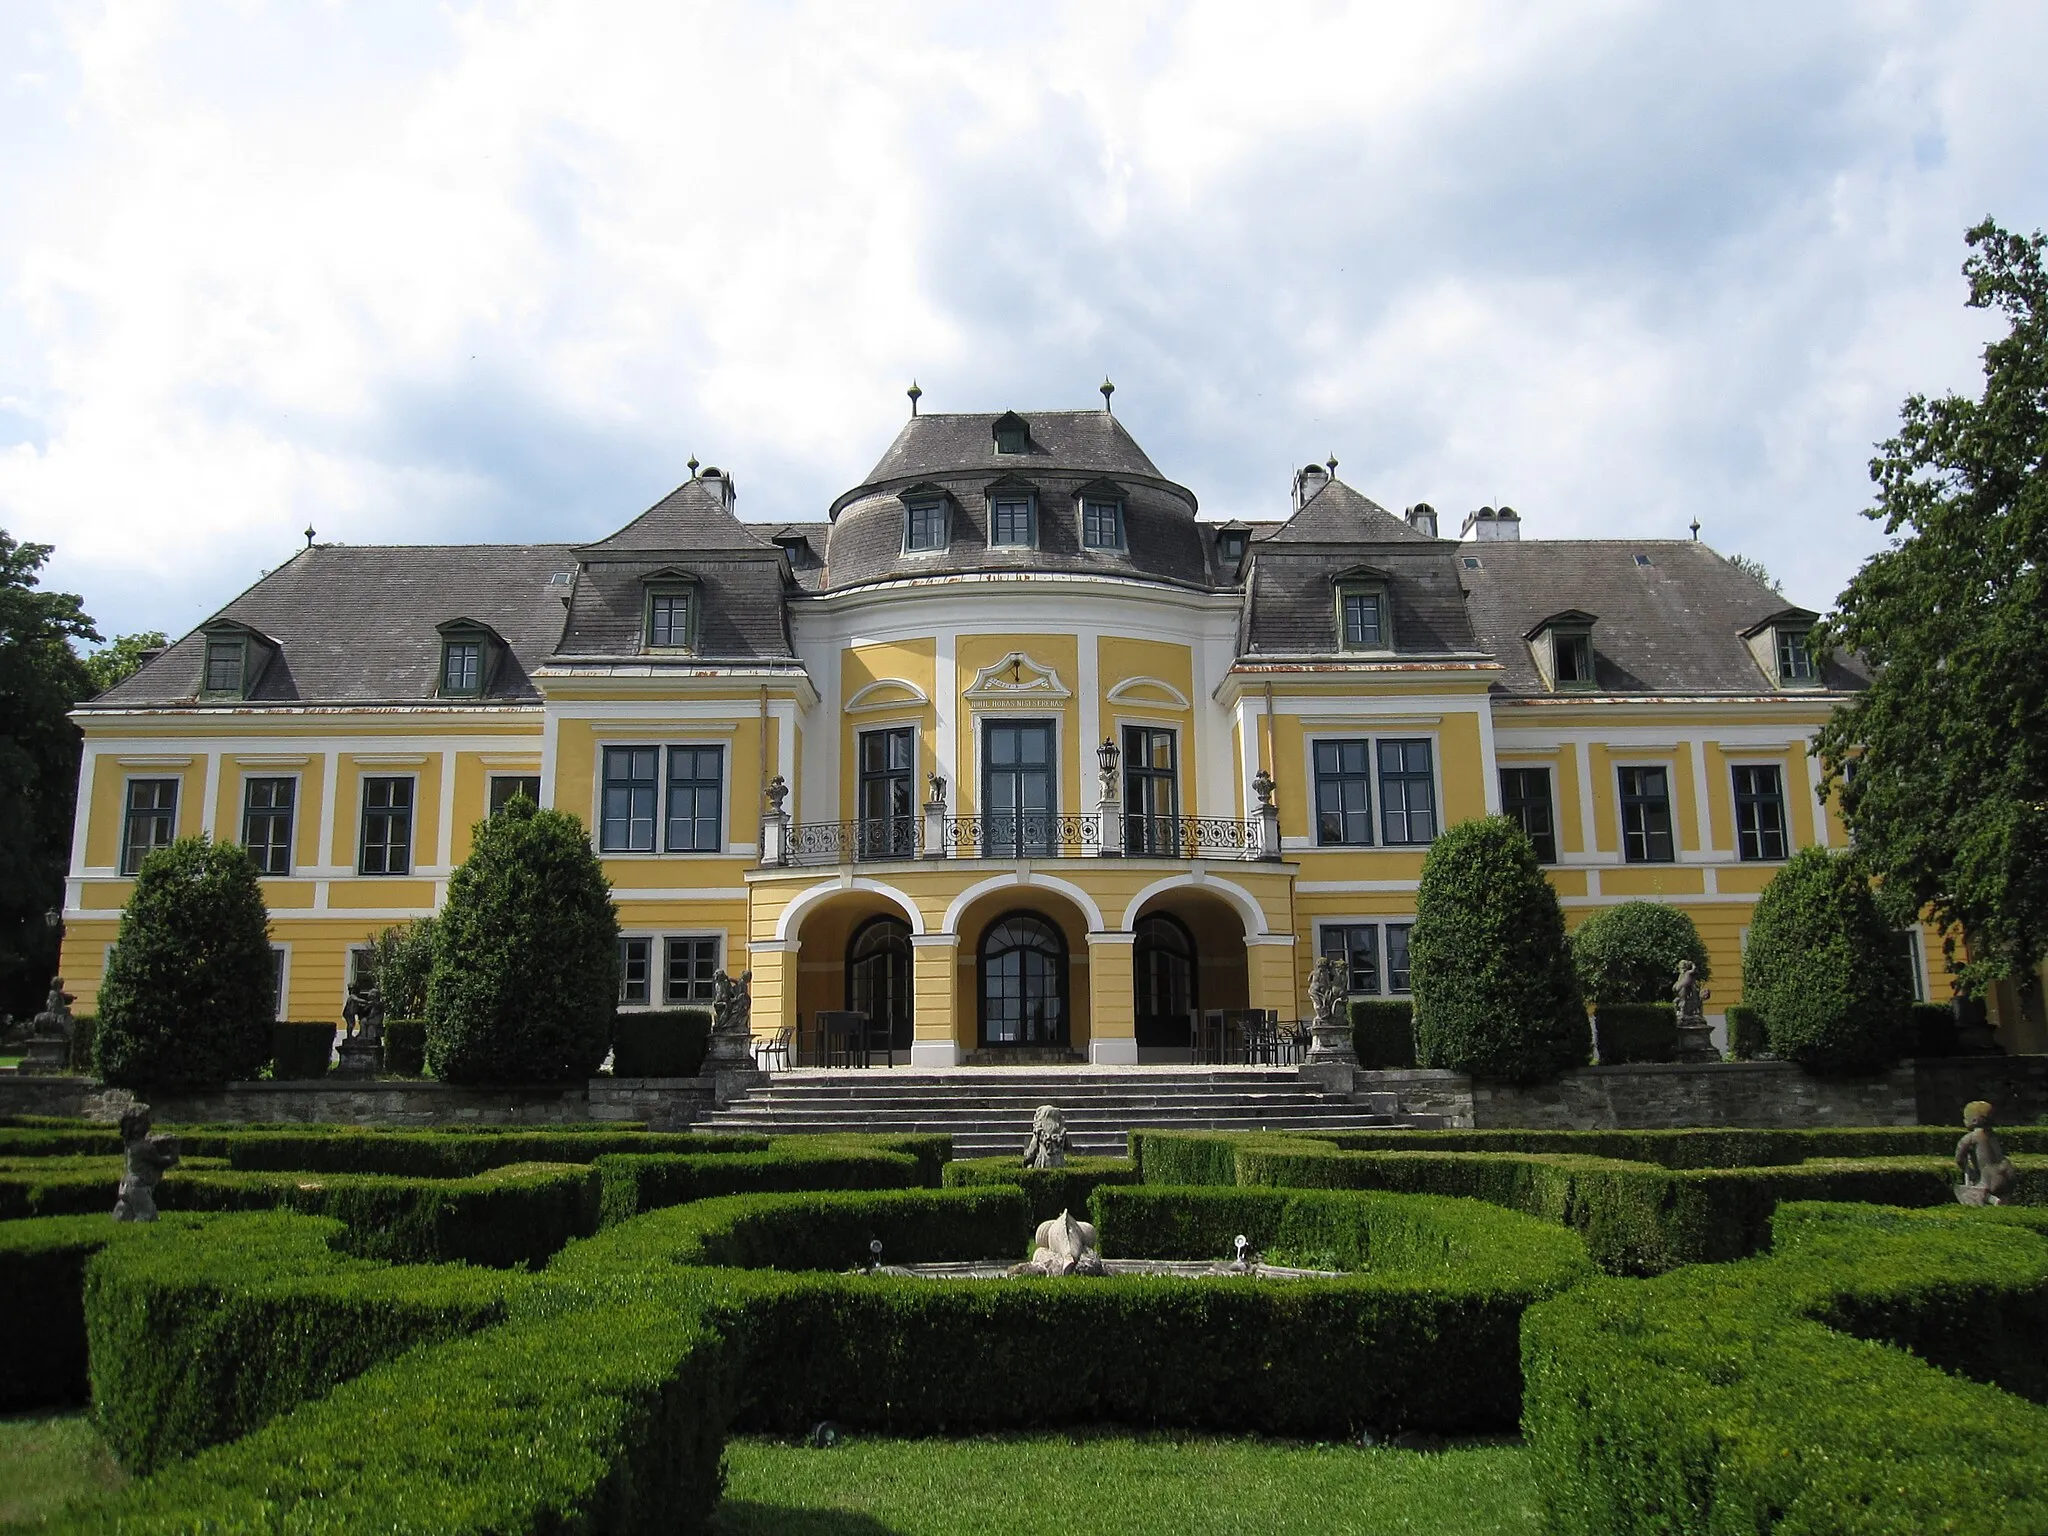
[1460,504,1521,542]
[699,467,736,509]
[1406,502,1439,537]
[1293,463,1330,510]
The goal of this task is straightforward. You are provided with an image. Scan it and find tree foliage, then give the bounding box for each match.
[1723,553,1782,593]
[1410,815,1588,1082]
[0,531,98,1017]
[83,631,168,696]
[1741,847,1912,1076]
[425,799,618,1083]
[367,916,438,1018]
[1815,219,2048,994]
[94,837,275,1089]
[1570,901,1710,1008]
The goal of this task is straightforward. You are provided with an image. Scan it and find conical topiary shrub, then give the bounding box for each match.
[425,799,619,1084]
[1410,815,1588,1082]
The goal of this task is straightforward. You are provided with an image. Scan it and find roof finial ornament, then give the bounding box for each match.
[908,380,922,418]
[1100,377,1115,413]
[687,455,700,478]
[1326,455,1338,476]
[303,525,315,549]
[1689,517,1701,541]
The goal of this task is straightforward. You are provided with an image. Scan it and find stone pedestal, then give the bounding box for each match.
[20,1034,71,1073]
[334,1037,380,1076]
[1297,1059,1357,1096]
[711,1065,766,1108]
[1676,1024,1720,1064]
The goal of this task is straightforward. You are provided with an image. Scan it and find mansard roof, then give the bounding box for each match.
[1459,541,1869,696]
[555,557,796,660]
[851,409,1167,496]
[1243,540,1483,658]
[1260,478,1433,544]
[86,544,577,708]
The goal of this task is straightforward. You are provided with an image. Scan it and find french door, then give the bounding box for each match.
[982,720,1056,856]
[1122,725,1180,855]
[856,727,916,859]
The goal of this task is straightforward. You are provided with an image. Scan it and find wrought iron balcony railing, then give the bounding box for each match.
[771,810,1273,865]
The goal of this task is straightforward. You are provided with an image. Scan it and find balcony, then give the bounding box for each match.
[767,811,1277,867]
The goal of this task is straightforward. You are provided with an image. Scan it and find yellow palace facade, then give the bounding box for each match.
[65,399,1974,1063]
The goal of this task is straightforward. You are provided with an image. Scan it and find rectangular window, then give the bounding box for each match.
[1082,498,1123,549]
[905,500,947,551]
[121,778,179,875]
[1341,591,1383,649]
[1321,924,1381,995]
[1555,632,1594,686]
[990,496,1035,547]
[489,775,543,816]
[647,592,691,649]
[857,728,916,859]
[664,935,721,1003]
[1385,923,1413,994]
[1499,767,1557,863]
[441,640,481,695]
[270,946,288,1021]
[242,776,296,876]
[600,747,659,852]
[358,777,414,875]
[619,937,651,1006]
[1378,739,1437,845]
[1618,766,1675,863]
[1313,740,1373,846]
[1122,725,1180,855]
[204,639,244,694]
[1732,764,1788,861]
[1777,627,1814,682]
[1892,930,1927,1001]
[665,746,724,853]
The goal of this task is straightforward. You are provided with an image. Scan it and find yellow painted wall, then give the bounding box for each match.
[1097,636,1197,815]
[838,639,938,823]
[953,633,1081,816]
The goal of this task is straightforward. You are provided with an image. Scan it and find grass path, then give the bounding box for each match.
[711,1431,1540,1536]
[0,1412,126,1527]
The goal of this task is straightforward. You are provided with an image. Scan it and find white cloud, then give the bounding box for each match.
[1,0,2043,635]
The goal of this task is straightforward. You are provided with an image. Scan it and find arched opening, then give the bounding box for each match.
[1133,912,1198,1049]
[846,914,913,1054]
[978,911,1069,1048]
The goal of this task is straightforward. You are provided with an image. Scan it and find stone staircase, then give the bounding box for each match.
[694,1066,1406,1158]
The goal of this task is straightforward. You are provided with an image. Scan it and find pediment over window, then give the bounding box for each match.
[1522,609,1600,642]
[963,650,1071,708]
[845,678,933,714]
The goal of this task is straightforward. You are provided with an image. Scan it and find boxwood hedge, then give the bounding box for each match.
[940,1154,1141,1223]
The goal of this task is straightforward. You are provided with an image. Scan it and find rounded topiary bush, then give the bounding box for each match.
[425,799,620,1084]
[1570,901,1710,1008]
[1410,816,1588,1082]
[1741,847,1911,1075]
[94,837,275,1090]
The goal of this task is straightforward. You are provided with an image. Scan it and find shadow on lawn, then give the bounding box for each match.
[711,1501,899,1535]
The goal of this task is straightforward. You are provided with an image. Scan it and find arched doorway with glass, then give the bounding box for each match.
[1133,912,1197,1052]
[846,914,913,1055]
[978,910,1069,1049]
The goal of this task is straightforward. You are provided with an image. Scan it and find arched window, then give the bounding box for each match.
[1133,913,1198,1049]
[978,911,1068,1047]
[846,915,914,1054]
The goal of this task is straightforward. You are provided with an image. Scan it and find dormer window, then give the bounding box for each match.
[1340,590,1384,649]
[441,638,482,696]
[1776,627,1815,682]
[203,637,246,696]
[1526,610,1599,691]
[1074,481,1127,551]
[988,482,1038,548]
[1219,531,1248,563]
[992,412,1031,455]
[905,498,947,552]
[647,589,692,649]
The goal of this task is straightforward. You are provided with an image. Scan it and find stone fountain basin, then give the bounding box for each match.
[873,1260,1343,1281]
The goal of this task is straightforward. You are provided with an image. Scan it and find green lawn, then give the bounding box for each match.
[711,1431,1540,1536]
[0,1412,126,1527]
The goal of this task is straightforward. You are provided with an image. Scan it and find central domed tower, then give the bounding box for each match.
[822,407,1215,590]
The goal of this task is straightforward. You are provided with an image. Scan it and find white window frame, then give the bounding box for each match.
[1315,918,1416,997]
[662,932,725,1006]
[241,771,301,878]
[356,773,417,876]
[617,932,657,1008]
[270,944,291,1022]
[593,744,729,857]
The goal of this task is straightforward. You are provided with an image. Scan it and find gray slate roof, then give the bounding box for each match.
[556,556,795,660]
[852,411,1166,497]
[579,474,772,554]
[88,544,578,707]
[1260,480,1432,544]
[1459,540,1867,696]
[1244,540,1483,657]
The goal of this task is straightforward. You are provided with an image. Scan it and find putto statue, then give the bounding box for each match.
[342,974,384,1044]
[1309,955,1346,1030]
[113,1106,180,1222]
[704,968,758,1071]
[1956,1100,2018,1207]
[1023,1104,1069,1169]
[1673,960,1718,1062]
[1010,1208,1106,1278]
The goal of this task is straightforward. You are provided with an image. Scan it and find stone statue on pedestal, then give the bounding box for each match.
[1673,960,1719,1063]
[1023,1104,1069,1169]
[22,979,76,1072]
[705,968,758,1071]
[1956,1100,2017,1206]
[1305,954,1357,1065]
[113,1106,180,1222]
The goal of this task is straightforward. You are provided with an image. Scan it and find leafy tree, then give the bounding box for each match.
[367,916,438,1018]
[1570,901,1710,1008]
[1816,219,2048,996]
[94,837,275,1089]
[1724,553,1782,592]
[1742,846,1911,1075]
[83,631,168,695]
[0,532,98,1018]
[425,799,618,1083]
[1410,815,1588,1081]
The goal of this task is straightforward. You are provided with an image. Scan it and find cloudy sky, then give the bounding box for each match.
[3,2,2044,646]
